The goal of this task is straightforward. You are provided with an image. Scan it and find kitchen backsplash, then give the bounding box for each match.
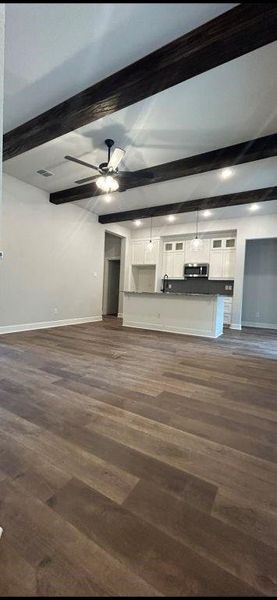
[162,279,234,296]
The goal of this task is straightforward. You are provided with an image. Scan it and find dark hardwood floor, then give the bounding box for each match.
[0,317,276,596]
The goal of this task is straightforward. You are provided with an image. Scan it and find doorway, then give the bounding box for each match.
[242,238,277,329]
[106,259,120,315]
[102,232,122,317]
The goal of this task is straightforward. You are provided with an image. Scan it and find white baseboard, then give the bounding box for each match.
[242,321,277,330]
[0,315,102,335]
[230,323,242,330]
[123,320,222,338]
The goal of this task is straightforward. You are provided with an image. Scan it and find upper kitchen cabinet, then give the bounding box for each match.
[209,249,223,279]
[162,251,184,278]
[211,237,236,250]
[222,249,236,279]
[185,239,210,263]
[131,240,145,265]
[131,239,159,265]
[144,239,159,264]
[209,238,236,279]
[162,240,185,278]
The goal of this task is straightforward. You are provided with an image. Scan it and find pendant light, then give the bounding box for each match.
[191,209,203,249]
[147,216,153,250]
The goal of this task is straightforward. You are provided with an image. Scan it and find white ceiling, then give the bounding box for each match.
[74,156,277,216]
[3,2,235,132]
[111,199,277,230]
[3,3,277,228]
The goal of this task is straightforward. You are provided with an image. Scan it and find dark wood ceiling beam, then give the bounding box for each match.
[4,3,277,161]
[98,187,277,224]
[49,133,277,205]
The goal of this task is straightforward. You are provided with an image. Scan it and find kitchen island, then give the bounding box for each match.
[123,292,224,338]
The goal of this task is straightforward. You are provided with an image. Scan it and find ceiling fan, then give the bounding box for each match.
[64,138,153,193]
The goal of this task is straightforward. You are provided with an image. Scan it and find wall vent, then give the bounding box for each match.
[36,169,54,177]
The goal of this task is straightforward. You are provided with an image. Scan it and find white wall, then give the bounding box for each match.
[0,174,105,332]
[130,213,277,329]
[242,238,277,328]
[0,4,5,242]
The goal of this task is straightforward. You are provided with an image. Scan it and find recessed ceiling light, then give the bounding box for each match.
[249,203,260,211]
[203,210,212,217]
[221,167,234,179]
[167,215,175,222]
[134,219,142,226]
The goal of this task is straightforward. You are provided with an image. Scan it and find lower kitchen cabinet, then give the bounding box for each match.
[223,296,233,325]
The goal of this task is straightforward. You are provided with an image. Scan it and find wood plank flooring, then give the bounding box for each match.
[0,317,276,596]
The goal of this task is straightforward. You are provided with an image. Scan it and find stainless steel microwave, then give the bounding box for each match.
[184,263,209,278]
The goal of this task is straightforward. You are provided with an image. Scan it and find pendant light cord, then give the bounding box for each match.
[195,210,199,239]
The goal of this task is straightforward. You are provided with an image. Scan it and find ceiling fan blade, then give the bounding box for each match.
[108,147,125,171]
[75,175,99,184]
[65,155,100,172]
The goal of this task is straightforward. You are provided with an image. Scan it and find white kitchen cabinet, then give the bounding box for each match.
[162,249,185,278]
[163,241,185,252]
[222,250,236,279]
[211,237,236,250]
[162,252,175,277]
[173,252,185,278]
[185,239,210,264]
[223,296,233,325]
[209,250,223,279]
[131,241,145,265]
[144,239,159,264]
[131,239,159,266]
[209,240,236,279]
[162,252,184,278]
[162,240,185,278]
[225,238,236,249]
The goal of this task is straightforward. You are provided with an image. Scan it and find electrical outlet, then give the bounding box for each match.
[256,311,260,318]
[54,307,58,314]
[168,284,172,289]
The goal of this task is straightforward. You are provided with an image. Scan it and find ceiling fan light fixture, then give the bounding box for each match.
[96,175,119,193]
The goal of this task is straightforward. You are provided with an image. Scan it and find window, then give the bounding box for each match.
[165,243,173,251]
[175,242,183,251]
[226,238,235,248]
[213,239,222,248]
